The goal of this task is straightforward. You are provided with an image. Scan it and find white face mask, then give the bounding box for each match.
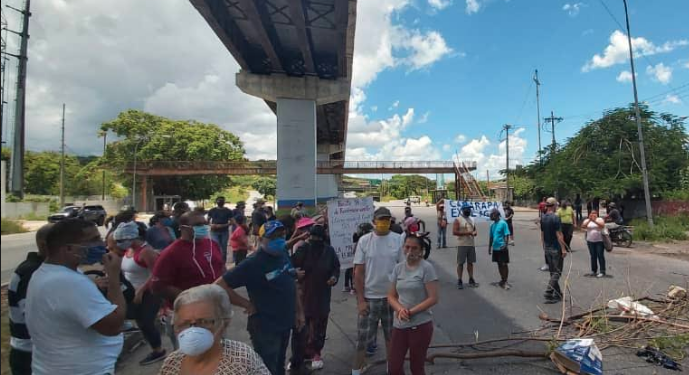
[177,326,215,356]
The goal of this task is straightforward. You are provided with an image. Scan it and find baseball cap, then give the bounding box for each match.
[461,202,473,209]
[546,197,557,206]
[374,207,392,219]
[296,217,315,229]
[262,220,285,238]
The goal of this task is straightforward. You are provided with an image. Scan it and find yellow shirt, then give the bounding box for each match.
[557,207,574,224]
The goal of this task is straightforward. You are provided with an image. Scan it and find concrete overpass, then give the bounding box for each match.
[189,0,356,208]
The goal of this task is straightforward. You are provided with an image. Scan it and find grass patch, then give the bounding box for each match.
[17,212,48,221]
[649,334,689,361]
[631,215,689,242]
[1,218,28,235]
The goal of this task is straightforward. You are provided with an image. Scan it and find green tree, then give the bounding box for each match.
[524,105,689,199]
[101,110,246,200]
[252,177,276,199]
[24,151,81,195]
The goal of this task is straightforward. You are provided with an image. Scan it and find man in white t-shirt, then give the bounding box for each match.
[453,203,479,289]
[26,218,126,375]
[351,207,403,375]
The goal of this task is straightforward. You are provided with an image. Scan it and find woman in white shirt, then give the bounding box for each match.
[581,211,607,278]
[114,221,166,365]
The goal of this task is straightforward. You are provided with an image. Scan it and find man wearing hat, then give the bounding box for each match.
[540,197,568,304]
[217,220,302,375]
[351,207,404,375]
[250,199,267,251]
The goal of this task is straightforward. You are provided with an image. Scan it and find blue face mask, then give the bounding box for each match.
[81,245,107,265]
[193,225,210,239]
[265,238,286,254]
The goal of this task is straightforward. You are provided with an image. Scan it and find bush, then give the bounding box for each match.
[631,215,689,242]
[662,189,689,201]
[1,218,28,235]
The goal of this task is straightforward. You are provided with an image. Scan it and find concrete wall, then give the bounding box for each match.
[622,199,689,220]
[2,202,50,219]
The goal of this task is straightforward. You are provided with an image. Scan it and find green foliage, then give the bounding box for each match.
[1,218,28,235]
[679,166,689,190]
[631,215,689,242]
[1,146,9,160]
[101,110,246,200]
[649,334,689,361]
[210,186,249,204]
[662,189,689,201]
[251,177,276,199]
[523,106,689,199]
[24,151,81,195]
[379,175,433,199]
[511,175,535,200]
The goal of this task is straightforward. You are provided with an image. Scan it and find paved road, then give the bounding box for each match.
[1,226,109,284]
[113,203,688,374]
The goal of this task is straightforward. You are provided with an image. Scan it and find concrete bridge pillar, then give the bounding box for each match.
[236,71,349,210]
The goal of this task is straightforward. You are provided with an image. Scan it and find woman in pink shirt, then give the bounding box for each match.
[230,215,250,265]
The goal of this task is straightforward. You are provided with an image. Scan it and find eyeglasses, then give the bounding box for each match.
[174,318,217,331]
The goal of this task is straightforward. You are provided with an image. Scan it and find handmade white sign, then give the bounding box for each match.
[445,200,505,222]
[327,197,375,270]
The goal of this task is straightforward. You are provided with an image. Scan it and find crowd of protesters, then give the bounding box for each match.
[7,193,626,375]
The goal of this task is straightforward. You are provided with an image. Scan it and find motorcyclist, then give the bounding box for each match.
[604,202,623,230]
[402,206,425,233]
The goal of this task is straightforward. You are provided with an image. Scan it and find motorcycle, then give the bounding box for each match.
[609,226,633,248]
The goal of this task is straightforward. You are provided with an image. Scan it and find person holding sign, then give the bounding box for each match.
[452,203,479,289]
[351,207,404,375]
[488,209,512,290]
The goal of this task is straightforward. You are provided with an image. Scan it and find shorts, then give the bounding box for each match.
[491,248,510,264]
[506,220,514,236]
[356,298,393,350]
[457,246,476,265]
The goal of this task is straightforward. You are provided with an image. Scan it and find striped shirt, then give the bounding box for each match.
[7,252,44,352]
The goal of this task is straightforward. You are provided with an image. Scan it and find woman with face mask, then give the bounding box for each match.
[158,284,270,374]
[114,221,167,366]
[387,235,439,375]
[289,225,340,371]
[146,211,177,251]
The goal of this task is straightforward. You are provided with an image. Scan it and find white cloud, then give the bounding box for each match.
[389,100,400,110]
[442,144,452,152]
[646,63,673,84]
[616,70,635,83]
[456,128,528,179]
[563,3,586,17]
[685,61,689,69]
[428,0,452,10]
[465,0,481,14]
[582,30,688,72]
[394,30,452,70]
[371,106,378,112]
[662,94,682,105]
[454,134,467,143]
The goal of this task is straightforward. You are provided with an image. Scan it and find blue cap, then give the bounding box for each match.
[461,202,473,210]
[262,220,285,238]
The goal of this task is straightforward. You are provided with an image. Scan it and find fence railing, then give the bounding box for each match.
[128,160,477,171]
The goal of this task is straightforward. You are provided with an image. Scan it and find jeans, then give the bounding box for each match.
[344,268,353,288]
[389,321,434,375]
[211,230,230,262]
[249,318,290,375]
[129,291,162,349]
[587,241,606,274]
[437,226,447,248]
[562,223,574,249]
[9,348,31,375]
[544,247,563,298]
[575,206,583,223]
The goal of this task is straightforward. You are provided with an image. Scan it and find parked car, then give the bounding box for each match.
[48,205,107,226]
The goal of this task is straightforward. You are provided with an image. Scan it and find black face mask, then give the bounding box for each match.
[462,209,471,217]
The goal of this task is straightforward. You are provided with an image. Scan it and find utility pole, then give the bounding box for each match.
[544,111,563,152]
[502,124,513,202]
[101,131,107,200]
[8,0,30,198]
[534,70,542,164]
[59,103,65,208]
[623,0,653,227]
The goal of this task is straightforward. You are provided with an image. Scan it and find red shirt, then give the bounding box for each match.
[538,202,547,213]
[230,225,249,251]
[151,238,224,295]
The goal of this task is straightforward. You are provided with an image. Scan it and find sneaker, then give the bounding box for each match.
[499,281,511,290]
[468,279,479,288]
[596,273,605,278]
[311,359,324,370]
[139,350,166,366]
[350,289,356,295]
[509,241,515,246]
[342,286,351,293]
[457,280,464,290]
[539,265,549,272]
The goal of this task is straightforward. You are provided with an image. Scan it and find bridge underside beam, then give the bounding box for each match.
[126,167,462,177]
